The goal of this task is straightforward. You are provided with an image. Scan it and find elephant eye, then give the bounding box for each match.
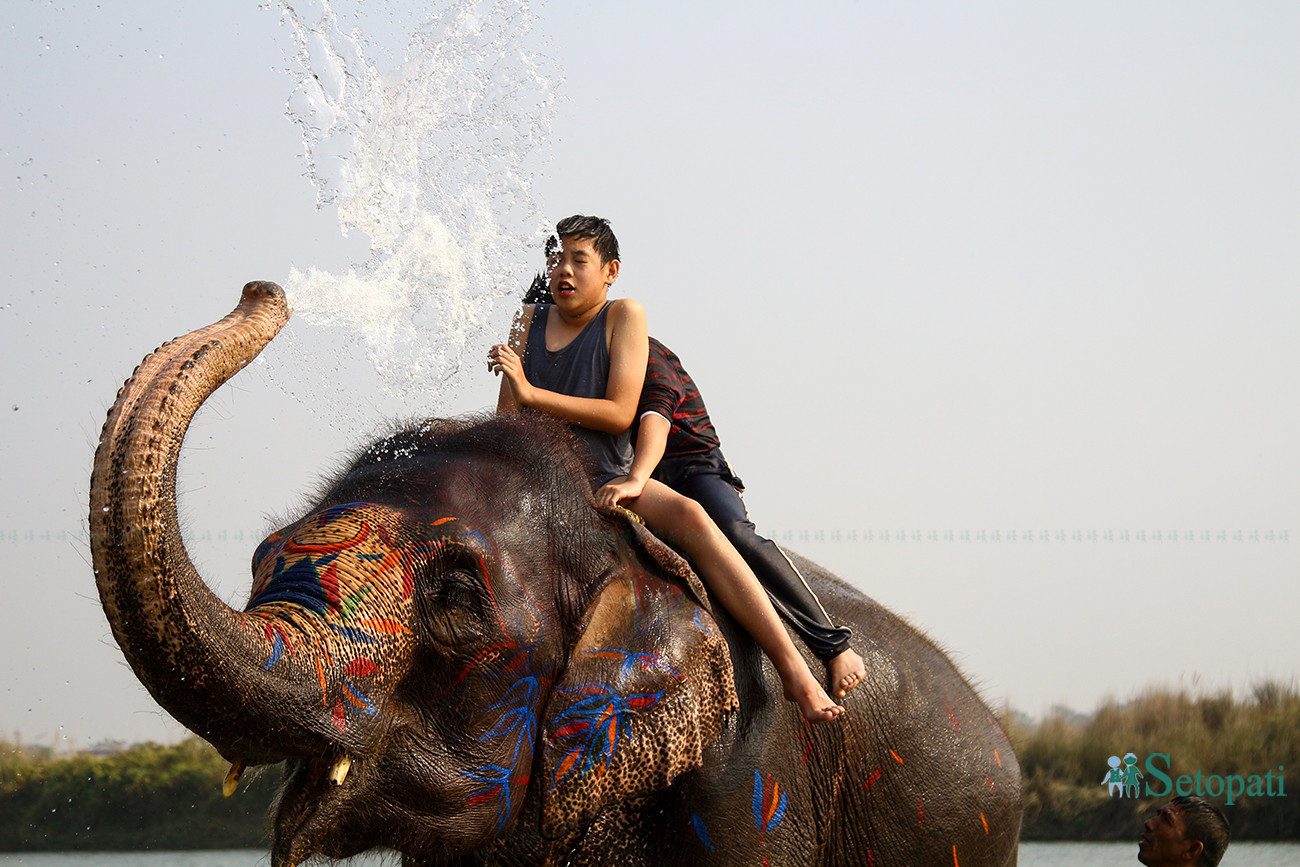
[421,569,489,647]
[439,573,485,613]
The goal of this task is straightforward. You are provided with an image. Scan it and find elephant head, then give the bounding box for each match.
[90,284,738,865]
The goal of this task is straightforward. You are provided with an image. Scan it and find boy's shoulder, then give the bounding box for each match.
[605,296,646,325]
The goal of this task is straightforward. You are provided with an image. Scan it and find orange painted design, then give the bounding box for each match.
[342,682,370,711]
[762,778,784,831]
[994,748,1002,768]
[953,844,959,866]
[555,748,581,781]
[357,617,411,635]
[431,516,459,526]
[316,657,328,708]
[981,812,989,834]
[891,749,904,765]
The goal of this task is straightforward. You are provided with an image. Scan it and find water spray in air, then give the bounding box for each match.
[272,0,558,418]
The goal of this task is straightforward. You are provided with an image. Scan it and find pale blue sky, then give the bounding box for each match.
[3,0,1297,747]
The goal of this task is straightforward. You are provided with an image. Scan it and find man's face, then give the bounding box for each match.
[546,235,618,314]
[1138,804,1198,866]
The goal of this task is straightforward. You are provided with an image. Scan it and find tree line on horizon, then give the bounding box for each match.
[1008,680,1298,840]
[1,683,1296,850]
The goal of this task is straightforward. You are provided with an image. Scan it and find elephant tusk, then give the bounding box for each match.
[328,755,352,786]
[223,758,247,798]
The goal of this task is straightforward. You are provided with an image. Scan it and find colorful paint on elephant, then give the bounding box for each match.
[465,649,546,833]
[752,770,788,841]
[465,642,551,837]
[547,681,665,788]
[244,503,425,728]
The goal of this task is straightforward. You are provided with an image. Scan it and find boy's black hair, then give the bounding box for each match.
[545,214,620,265]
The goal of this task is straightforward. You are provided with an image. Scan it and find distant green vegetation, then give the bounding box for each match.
[0,736,276,851]
[2,684,1296,850]
[1007,681,1299,840]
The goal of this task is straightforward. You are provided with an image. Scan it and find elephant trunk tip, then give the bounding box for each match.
[241,280,287,306]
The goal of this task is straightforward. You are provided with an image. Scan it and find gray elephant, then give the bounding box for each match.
[89,283,1022,865]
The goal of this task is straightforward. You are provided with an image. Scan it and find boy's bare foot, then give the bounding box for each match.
[828,647,866,699]
[782,671,845,724]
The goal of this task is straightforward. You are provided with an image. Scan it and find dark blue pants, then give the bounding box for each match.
[669,465,854,662]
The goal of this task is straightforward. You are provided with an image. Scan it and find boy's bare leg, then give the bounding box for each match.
[828,647,866,699]
[623,481,844,723]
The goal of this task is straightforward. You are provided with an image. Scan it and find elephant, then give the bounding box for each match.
[89,282,1022,866]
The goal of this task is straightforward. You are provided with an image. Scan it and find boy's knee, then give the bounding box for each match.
[658,494,714,546]
[680,497,715,535]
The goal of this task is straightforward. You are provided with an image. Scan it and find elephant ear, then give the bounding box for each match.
[538,506,739,839]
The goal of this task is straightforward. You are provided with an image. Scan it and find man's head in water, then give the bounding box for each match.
[1137,796,1230,867]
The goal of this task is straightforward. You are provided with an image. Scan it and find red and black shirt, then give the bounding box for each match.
[638,337,721,458]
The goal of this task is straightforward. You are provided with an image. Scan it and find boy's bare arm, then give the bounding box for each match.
[494,306,533,414]
[595,412,670,507]
[491,299,648,434]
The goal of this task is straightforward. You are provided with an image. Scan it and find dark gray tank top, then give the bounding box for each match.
[523,303,633,485]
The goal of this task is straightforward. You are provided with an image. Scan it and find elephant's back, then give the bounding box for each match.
[786,551,1024,866]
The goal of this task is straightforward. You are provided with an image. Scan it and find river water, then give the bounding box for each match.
[1,843,1298,865]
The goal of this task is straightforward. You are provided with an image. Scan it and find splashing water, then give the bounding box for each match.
[272,0,558,415]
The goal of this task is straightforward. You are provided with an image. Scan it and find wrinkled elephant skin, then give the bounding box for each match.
[90,284,1021,866]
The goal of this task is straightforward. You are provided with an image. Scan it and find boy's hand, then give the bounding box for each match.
[595,475,647,508]
[488,343,533,406]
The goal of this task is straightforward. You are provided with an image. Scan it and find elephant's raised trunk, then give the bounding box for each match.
[89,282,323,763]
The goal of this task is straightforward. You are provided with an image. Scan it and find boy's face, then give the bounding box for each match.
[547,235,619,315]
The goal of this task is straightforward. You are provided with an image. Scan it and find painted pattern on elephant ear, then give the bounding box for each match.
[538,525,739,840]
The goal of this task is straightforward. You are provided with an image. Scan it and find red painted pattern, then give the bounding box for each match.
[320,561,341,613]
[862,765,882,793]
[331,699,347,732]
[282,521,370,555]
[316,658,328,708]
[346,658,379,678]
